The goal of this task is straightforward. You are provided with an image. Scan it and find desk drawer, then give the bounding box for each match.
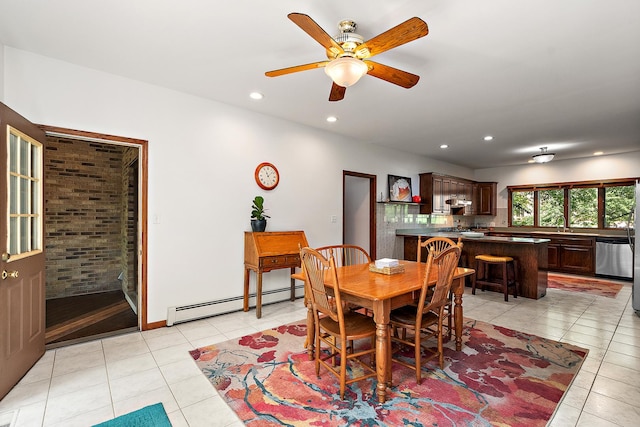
[259,255,301,268]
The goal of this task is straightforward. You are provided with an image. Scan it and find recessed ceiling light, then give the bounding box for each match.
[326,116,338,123]
[440,144,449,149]
[483,136,494,141]
[593,151,604,156]
[528,159,535,163]
[249,92,263,100]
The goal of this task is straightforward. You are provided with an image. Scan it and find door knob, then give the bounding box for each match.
[1,270,19,280]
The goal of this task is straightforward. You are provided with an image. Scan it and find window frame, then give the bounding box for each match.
[507,178,638,230]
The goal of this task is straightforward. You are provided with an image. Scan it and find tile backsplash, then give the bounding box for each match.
[375,202,502,259]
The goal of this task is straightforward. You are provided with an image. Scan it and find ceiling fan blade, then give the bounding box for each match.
[358,17,428,58]
[365,61,420,88]
[265,61,330,77]
[329,83,346,102]
[288,13,344,57]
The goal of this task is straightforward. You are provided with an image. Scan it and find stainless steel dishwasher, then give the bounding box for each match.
[595,237,633,280]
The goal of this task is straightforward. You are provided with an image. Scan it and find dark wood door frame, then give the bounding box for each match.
[40,125,150,330]
[343,171,377,260]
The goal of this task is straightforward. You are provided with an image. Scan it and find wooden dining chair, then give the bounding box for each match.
[300,247,377,399]
[416,236,462,263]
[416,236,463,339]
[315,244,371,267]
[315,244,372,314]
[390,245,462,384]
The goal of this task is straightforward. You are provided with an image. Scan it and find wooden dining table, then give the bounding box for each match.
[302,260,475,404]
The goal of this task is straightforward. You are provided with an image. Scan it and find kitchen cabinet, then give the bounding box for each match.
[432,175,448,214]
[476,182,497,215]
[419,173,474,215]
[465,183,475,215]
[487,231,595,275]
[551,236,595,275]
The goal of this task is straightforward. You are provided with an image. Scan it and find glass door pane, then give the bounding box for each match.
[6,126,43,258]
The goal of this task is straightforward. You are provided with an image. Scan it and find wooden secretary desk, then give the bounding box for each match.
[243,231,308,318]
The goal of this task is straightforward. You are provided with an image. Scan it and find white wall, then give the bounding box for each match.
[474,154,640,209]
[2,47,472,323]
[0,42,4,100]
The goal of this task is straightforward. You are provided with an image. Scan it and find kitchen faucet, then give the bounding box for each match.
[557,216,567,232]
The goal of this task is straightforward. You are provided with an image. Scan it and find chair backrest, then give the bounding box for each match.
[416,245,462,316]
[315,244,371,268]
[417,236,463,263]
[300,247,345,326]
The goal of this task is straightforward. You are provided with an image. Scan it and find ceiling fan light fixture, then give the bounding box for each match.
[532,146,555,163]
[324,56,368,87]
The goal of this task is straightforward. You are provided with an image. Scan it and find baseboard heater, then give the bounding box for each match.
[166,284,304,326]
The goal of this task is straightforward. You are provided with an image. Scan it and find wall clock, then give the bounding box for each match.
[255,162,279,190]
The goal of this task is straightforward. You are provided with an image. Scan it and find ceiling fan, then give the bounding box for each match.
[265,13,429,101]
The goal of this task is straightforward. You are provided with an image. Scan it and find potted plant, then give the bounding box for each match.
[250,195,270,232]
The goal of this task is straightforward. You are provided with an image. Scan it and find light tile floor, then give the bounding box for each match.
[1,279,639,426]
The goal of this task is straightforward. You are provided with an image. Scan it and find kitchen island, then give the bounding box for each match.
[397,229,550,299]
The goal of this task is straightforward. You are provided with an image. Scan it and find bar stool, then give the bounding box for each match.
[472,255,518,301]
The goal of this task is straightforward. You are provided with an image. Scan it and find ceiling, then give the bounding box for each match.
[1,0,639,169]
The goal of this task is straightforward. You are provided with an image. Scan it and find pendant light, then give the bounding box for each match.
[532,147,555,163]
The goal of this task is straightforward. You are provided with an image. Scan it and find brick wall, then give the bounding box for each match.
[45,136,127,299]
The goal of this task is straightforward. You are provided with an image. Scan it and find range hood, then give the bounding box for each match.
[445,199,472,208]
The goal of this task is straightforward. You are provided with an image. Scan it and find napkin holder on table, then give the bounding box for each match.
[370,258,404,275]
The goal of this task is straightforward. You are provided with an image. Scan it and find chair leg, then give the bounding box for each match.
[502,262,509,302]
[512,260,518,299]
[340,341,347,399]
[314,327,321,376]
[437,323,444,369]
[471,261,478,294]
[415,329,422,384]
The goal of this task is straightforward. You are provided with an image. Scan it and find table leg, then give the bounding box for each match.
[256,271,263,319]
[290,267,296,301]
[453,277,464,351]
[372,300,390,403]
[243,268,250,312]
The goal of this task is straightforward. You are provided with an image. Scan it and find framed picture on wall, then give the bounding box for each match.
[388,175,412,202]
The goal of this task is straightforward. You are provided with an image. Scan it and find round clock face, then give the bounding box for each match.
[255,162,279,190]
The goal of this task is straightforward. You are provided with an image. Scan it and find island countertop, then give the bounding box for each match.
[396,229,550,244]
[399,229,549,299]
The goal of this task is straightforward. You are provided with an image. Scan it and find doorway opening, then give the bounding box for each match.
[343,171,376,259]
[41,128,148,348]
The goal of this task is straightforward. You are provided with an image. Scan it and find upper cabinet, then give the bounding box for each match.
[419,173,496,216]
[476,182,497,215]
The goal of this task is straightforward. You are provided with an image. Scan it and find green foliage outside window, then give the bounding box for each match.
[508,181,635,229]
[512,191,534,226]
[605,186,635,228]
[569,188,598,228]
[539,189,564,227]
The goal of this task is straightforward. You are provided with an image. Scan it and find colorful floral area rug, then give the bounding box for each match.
[548,273,624,298]
[190,319,587,427]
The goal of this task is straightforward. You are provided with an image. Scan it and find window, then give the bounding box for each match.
[511,191,534,226]
[8,126,43,259]
[508,179,637,230]
[605,185,635,228]
[538,189,563,227]
[569,188,597,228]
